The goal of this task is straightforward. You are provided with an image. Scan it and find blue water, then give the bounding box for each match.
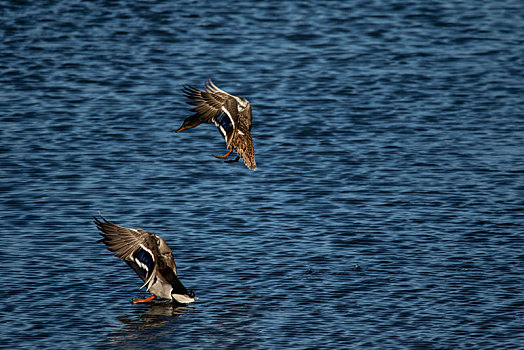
[1,0,523,348]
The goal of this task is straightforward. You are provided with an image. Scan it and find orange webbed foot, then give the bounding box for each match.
[212,148,233,159]
[131,295,156,304]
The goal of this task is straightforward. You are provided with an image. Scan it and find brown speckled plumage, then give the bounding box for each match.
[176,79,256,170]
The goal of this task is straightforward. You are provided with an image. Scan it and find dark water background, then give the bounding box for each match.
[1,0,523,348]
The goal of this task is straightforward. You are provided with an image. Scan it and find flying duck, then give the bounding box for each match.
[95,216,196,304]
[176,79,257,170]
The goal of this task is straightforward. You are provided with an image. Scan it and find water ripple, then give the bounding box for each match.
[1,0,523,349]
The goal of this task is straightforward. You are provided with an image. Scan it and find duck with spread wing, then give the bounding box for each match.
[95,216,196,304]
[176,79,257,170]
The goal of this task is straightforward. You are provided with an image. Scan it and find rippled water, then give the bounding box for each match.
[1,0,523,348]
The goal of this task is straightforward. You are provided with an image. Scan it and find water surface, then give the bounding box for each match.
[1,0,523,348]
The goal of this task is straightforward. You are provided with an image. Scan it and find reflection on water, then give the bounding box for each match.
[107,302,194,345]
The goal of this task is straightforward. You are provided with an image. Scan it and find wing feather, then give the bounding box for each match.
[95,216,159,288]
[179,80,240,143]
[182,79,235,122]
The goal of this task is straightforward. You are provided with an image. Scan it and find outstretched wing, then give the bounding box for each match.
[183,79,240,147]
[95,216,159,290]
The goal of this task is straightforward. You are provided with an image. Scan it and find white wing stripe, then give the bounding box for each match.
[213,121,227,139]
[221,106,235,129]
[135,260,149,273]
[138,244,156,289]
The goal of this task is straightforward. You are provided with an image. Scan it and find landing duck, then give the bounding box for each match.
[95,216,196,304]
[176,79,257,170]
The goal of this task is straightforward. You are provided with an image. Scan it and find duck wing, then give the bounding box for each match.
[95,216,160,290]
[182,79,242,147]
